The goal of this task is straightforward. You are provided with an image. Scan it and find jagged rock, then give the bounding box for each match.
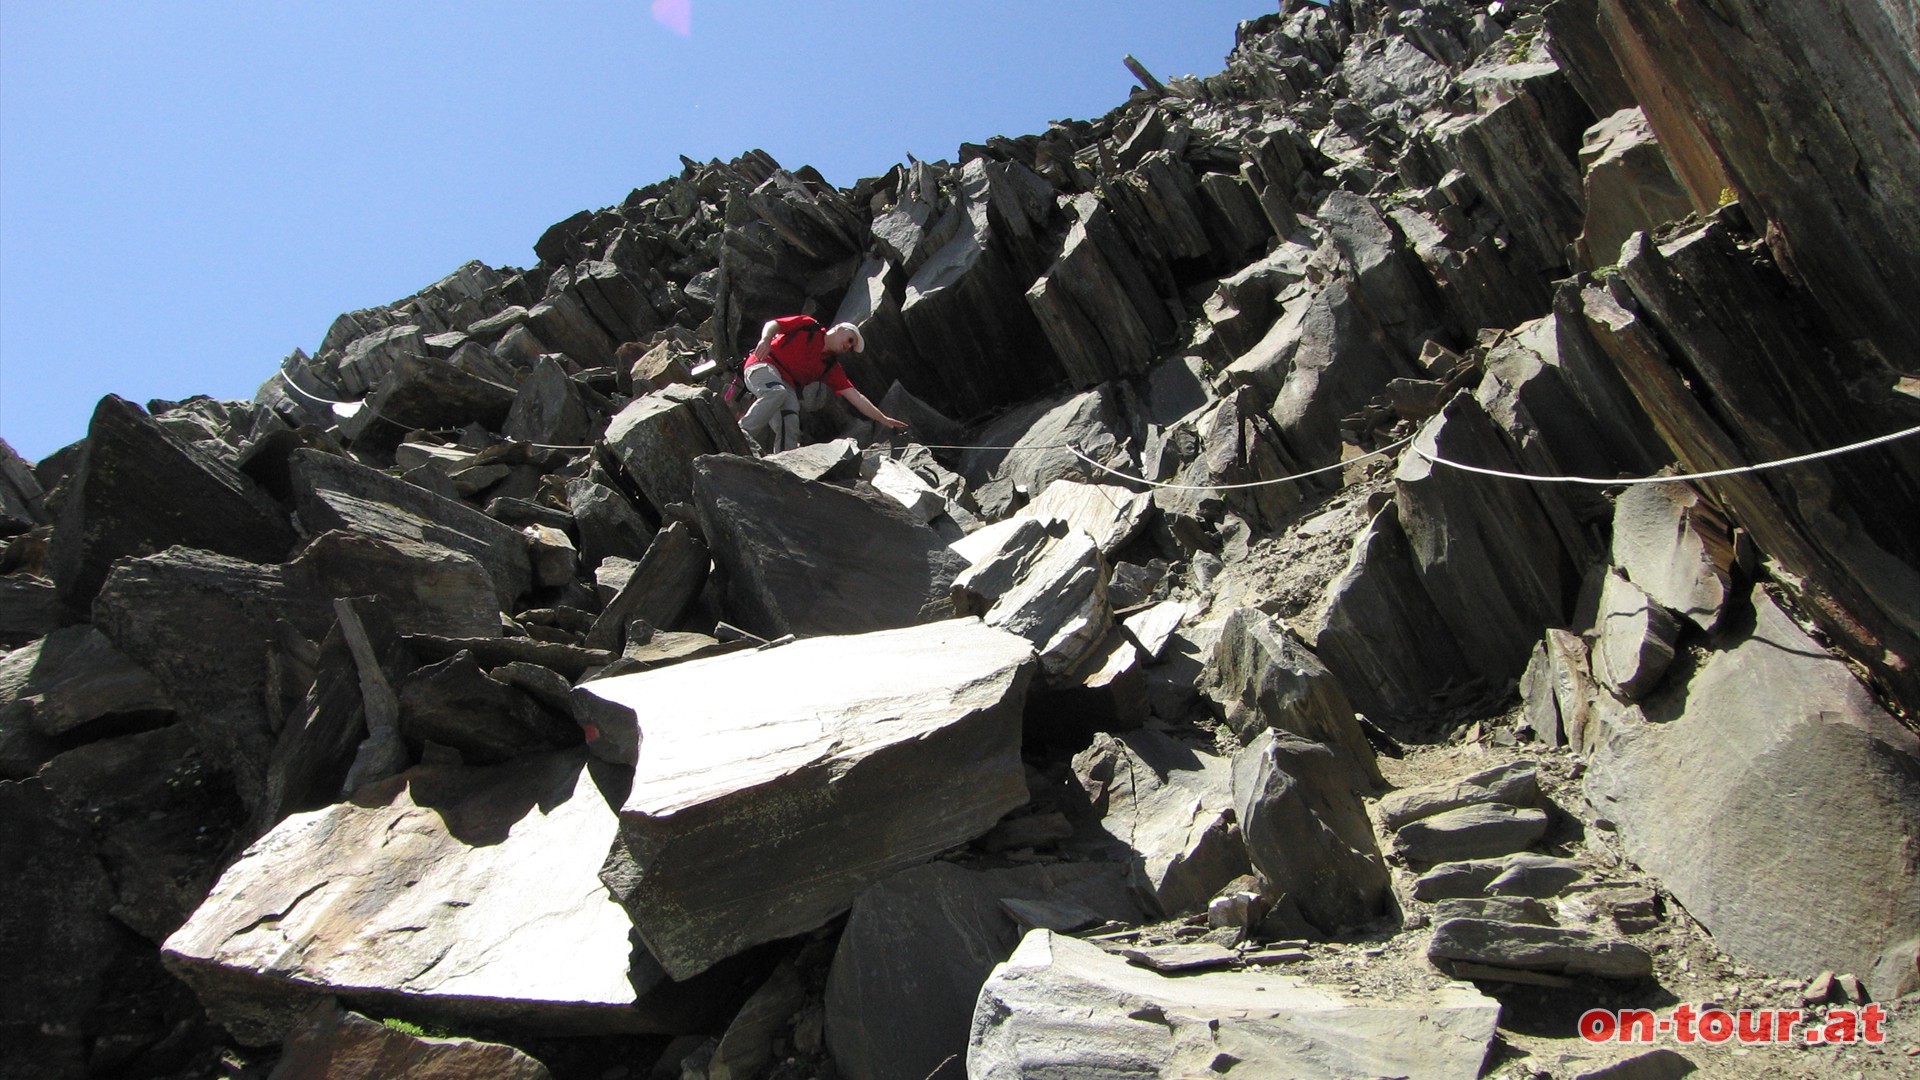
[825,862,1143,1080]
[93,549,338,813]
[1869,938,1920,1003]
[1575,108,1693,269]
[1412,854,1587,902]
[1432,896,1559,928]
[1378,763,1542,831]
[0,575,62,651]
[165,749,699,1044]
[1308,501,1471,721]
[1610,482,1738,632]
[1429,918,1653,980]
[291,449,532,610]
[959,386,1134,518]
[522,525,577,589]
[584,619,1035,980]
[690,454,967,639]
[1520,640,1568,748]
[1590,571,1681,701]
[49,395,298,613]
[0,625,168,738]
[951,519,1109,676]
[968,931,1501,1080]
[1314,190,1443,357]
[1025,196,1173,388]
[287,531,501,640]
[268,999,553,1080]
[0,438,48,536]
[603,385,751,517]
[1584,586,1920,982]
[1395,394,1577,683]
[765,438,861,484]
[861,456,945,524]
[567,478,655,574]
[336,353,516,450]
[1153,386,1307,536]
[583,521,709,651]
[1251,279,1408,469]
[1233,729,1392,935]
[692,961,805,1080]
[1032,627,1150,743]
[503,355,600,448]
[1067,729,1248,918]
[401,634,614,682]
[1202,607,1381,787]
[0,779,126,1077]
[261,600,407,830]
[526,284,617,368]
[396,651,579,765]
[1018,479,1152,557]
[1393,803,1551,864]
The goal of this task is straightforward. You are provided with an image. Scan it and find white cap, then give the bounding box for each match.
[830,321,866,352]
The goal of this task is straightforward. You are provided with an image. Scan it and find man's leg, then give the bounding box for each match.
[738,366,792,453]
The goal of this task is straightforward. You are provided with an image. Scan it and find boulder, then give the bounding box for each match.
[0,625,168,738]
[504,355,600,449]
[1202,607,1381,787]
[1590,571,1681,701]
[566,478,655,574]
[49,395,298,613]
[288,531,502,640]
[690,454,967,639]
[584,522,709,650]
[825,862,1144,1080]
[967,930,1501,1080]
[397,652,580,765]
[268,999,553,1080]
[0,575,63,652]
[1584,586,1920,981]
[582,619,1035,980]
[951,519,1109,676]
[958,386,1135,517]
[1377,763,1542,831]
[1393,803,1551,863]
[1068,729,1249,918]
[1574,108,1694,269]
[1428,918,1654,980]
[1233,729,1392,935]
[0,438,48,536]
[603,386,751,518]
[336,353,516,450]
[290,449,532,610]
[164,749,695,1044]
[1610,482,1738,632]
[1019,479,1152,557]
[1412,854,1588,902]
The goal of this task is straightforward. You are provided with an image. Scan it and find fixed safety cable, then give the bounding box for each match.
[1408,423,1920,486]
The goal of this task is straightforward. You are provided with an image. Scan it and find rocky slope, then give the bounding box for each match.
[3,1,1919,1078]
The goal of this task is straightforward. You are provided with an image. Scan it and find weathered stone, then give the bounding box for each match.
[825,862,1143,1080]
[336,353,517,450]
[268,999,553,1080]
[567,478,655,574]
[291,530,502,641]
[1153,387,1307,535]
[1575,108,1694,269]
[952,519,1109,676]
[1610,482,1738,632]
[1570,1049,1699,1080]
[584,521,709,651]
[1309,502,1472,722]
[691,454,967,640]
[0,625,168,738]
[49,395,298,613]
[1432,896,1558,928]
[1017,479,1151,557]
[0,438,48,536]
[1868,937,1920,1003]
[1025,196,1173,388]
[1396,395,1577,683]
[1260,279,1410,469]
[503,355,599,448]
[397,651,580,765]
[603,385,752,518]
[1202,607,1381,787]
[1429,918,1654,980]
[0,574,62,651]
[401,634,614,682]
[1591,571,1681,700]
[1234,729,1392,935]
[1068,729,1248,919]
[1519,641,1567,748]
[164,750,692,1043]
[1378,763,1542,831]
[583,619,1034,980]
[861,455,945,524]
[968,931,1501,1080]
[1393,803,1551,863]
[291,449,532,610]
[1585,586,1920,982]
[1413,855,1587,902]
[765,438,861,484]
[958,386,1135,517]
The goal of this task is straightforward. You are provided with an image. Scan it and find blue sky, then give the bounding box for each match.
[0,1,1280,461]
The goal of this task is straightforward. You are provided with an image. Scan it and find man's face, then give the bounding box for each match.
[826,328,858,354]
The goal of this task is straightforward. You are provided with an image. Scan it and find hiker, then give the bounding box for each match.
[738,316,908,453]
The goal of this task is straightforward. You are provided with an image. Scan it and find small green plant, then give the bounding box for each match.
[1718,186,1738,206]
[380,1018,452,1039]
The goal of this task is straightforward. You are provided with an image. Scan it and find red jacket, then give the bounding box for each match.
[749,315,853,393]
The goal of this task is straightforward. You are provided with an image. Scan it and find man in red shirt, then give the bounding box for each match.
[739,316,908,452]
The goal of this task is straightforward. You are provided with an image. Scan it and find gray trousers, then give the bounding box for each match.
[739,363,800,452]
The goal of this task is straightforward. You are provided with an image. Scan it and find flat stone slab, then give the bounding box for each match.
[163,750,660,1044]
[968,930,1501,1080]
[1412,854,1587,902]
[1392,803,1551,863]
[582,619,1037,980]
[1429,917,1654,980]
[1378,762,1541,831]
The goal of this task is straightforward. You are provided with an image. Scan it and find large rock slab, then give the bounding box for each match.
[1068,729,1249,918]
[291,449,532,610]
[1590,571,1681,701]
[1234,729,1392,936]
[604,385,751,518]
[49,395,298,613]
[1018,479,1152,557]
[289,530,502,640]
[1393,803,1551,864]
[958,386,1134,518]
[1574,108,1694,269]
[163,749,686,1044]
[825,861,1144,1080]
[952,519,1109,676]
[690,455,967,639]
[1584,587,1920,981]
[268,1000,553,1080]
[1379,762,1542,831]
[1429,918,1654,981]
[583,521,708,651]
[1610,482,1738,632]
[967,930,1501,1080]
[582,619,1035,980]
[0,625,169,737]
